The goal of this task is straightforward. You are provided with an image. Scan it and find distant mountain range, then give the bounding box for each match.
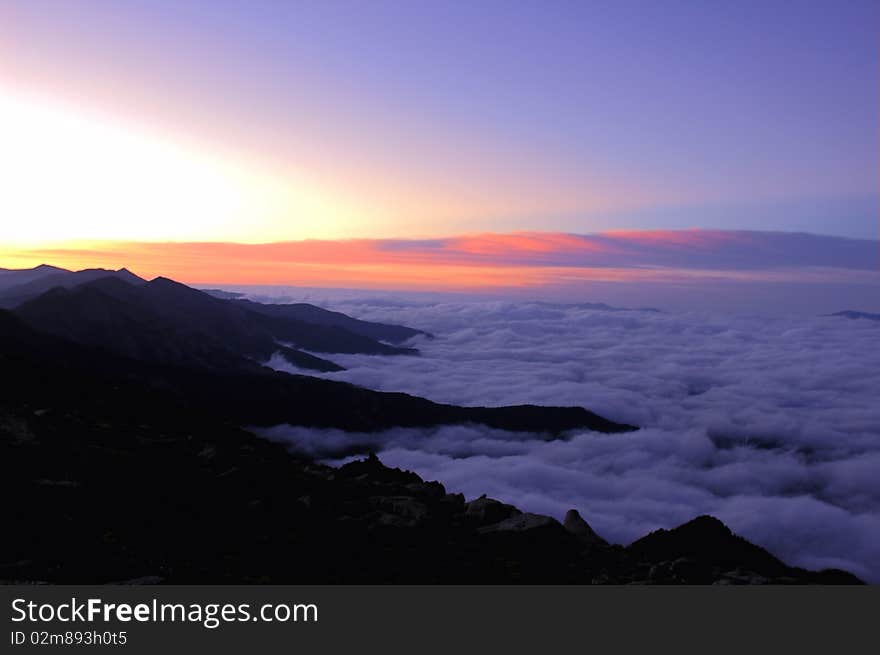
[0,265,632,434]
[827,310,880,322]
[0,264,70,289]
[0,266,142,306]
[1,265,429,373]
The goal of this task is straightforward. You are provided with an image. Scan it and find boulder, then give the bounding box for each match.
[368,496,429,527]
[464,494,521,526]
[562,509,607,546]
[478,512,559,534]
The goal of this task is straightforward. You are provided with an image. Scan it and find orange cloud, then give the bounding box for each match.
[444,232,607,257]
[2,230,876,292]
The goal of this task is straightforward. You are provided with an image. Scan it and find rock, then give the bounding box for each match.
[338,453,423,486]
[478,513,559,534]
[563,509,607,546]
[464,495,521,526]
[443,492,465,509]
[718,569,770,585]
[404,480,446,499]
[368,496,429,527]
[626,514,791,581]
[647,562,673,582]
[669,556,714,583]
[0,413,35,443]
[197,445,216,459]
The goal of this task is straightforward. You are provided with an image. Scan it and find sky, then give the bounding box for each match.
[1,0,878,244]
[0,1,877,300]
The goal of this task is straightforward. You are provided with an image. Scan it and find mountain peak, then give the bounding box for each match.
[563,509,607,545]
[148,276,185,287]
[80,275,141,293]
[677,514,732,537]
[144,276,210,299]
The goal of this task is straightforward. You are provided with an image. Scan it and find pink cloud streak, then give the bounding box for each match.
[2,229,876,291]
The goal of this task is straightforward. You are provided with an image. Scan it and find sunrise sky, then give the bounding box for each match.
[0,1,878,293]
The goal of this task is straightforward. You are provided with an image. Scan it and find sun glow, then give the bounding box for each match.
[0,89,351,245]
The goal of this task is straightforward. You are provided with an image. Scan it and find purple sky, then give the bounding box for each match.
[1,0,877,241]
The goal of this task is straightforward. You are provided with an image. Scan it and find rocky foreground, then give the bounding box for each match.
[0,400,861,584]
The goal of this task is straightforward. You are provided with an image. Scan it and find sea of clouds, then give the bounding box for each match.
[247,288,880,582]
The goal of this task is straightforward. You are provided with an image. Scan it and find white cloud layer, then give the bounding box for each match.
[257,291,880,582]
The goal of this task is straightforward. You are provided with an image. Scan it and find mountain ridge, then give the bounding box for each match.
[0,267,145,307]
[10,272,424,372]
[0,306,637,434]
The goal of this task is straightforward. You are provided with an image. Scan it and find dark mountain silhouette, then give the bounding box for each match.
[828,310,880,322]
[124,276,417,356]
[0,308,637,434]
[231,297,431,343]
[0,264,70,291]
[622,514,862,584]
[200,288,245,299]
[11,277,340,373]
[11,274,423,372]
[0,267,144,307]
[627,515,796,583]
